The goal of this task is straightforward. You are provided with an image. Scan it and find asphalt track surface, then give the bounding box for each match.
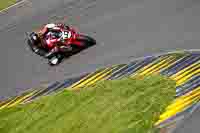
[0,0,199,132]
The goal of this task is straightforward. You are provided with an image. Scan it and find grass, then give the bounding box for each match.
[0,0,16,11]
[0,75,176,133]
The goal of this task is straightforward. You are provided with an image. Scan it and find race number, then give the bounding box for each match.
[62,31,71,39]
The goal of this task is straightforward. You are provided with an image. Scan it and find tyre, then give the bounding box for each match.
[48,57,59,66]
[48,54,63,66]
[27,32,39,51]
[27,38,35,52]
[27,32,47,56]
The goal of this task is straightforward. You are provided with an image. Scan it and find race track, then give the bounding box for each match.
[0,0,199,132]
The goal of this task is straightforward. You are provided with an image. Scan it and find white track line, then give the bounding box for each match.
[0,0,26,14]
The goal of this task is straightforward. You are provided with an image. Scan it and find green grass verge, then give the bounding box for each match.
[0,75,175,133]
[0,0,16,11]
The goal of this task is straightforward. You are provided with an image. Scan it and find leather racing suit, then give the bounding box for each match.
[40,23,72,58]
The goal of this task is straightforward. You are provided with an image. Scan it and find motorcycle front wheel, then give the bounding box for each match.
[48,54,64,66]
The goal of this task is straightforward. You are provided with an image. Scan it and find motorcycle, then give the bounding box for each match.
[26,26,96,66]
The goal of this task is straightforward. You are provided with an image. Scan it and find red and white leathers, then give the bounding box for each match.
[40,23,72,58]
[40,23,63,48]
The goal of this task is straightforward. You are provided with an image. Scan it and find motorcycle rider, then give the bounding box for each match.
[39,23,72,58]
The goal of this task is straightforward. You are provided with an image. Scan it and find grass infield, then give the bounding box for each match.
[0,75,175,133]
[0,0,16,11]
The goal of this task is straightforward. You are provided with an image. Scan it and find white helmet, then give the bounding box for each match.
[45,23,56,28]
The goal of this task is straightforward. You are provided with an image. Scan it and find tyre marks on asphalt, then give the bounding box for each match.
[0,0,27,14]
[0,0,34,32]
[0,50,199,129]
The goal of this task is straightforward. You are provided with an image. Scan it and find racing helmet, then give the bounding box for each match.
[57,23,69,30]
[57,23,65,28]
[47,31,61,38]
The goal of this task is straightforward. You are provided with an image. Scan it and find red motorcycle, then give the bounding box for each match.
[26,25,96,65]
